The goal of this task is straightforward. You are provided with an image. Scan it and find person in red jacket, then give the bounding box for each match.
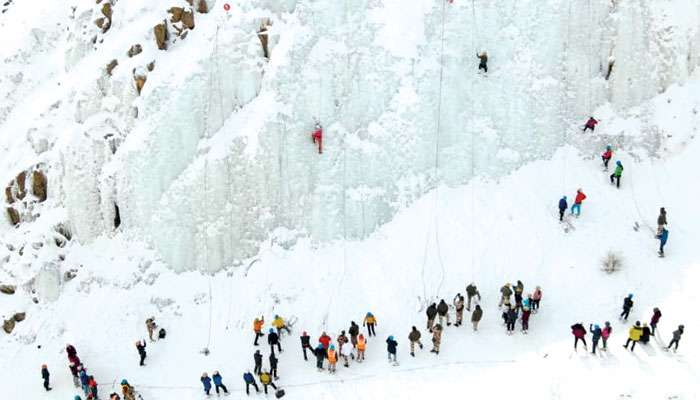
[571,322,587,350]
[318,331,331,357]
[311,123,323,154]
[601,145,613,170]
[570,188,586,217]
[583,117,598,132]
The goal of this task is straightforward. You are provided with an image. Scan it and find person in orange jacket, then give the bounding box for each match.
[311,123,323,154]
[327,344,338,373]
[356,334,366,362]
[570,188,587,217]
[253,316,264,346]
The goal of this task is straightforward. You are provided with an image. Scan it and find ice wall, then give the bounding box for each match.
[1,0,698,272]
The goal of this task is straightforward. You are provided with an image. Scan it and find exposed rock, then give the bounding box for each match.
[4,186,11,203]
[258,23,270,59]
[127,44,142,57]
[32,170,47,202]
[13,312,25,322]
[106,59,118,76]
[6,207,19,225]
[154,20,168,50]
[3,319,15,334]
[101,2,112,19]
[181,9,195,29]
[133,71,147,95]
[196,0,208,13]
[168,7,184,23]
[16,171,26,200]
[94,17,105,29]
[63,269,78,282]
[147,61,155,72]
[0,284,16,295]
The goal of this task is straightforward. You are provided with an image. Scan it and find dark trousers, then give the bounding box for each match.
[271,367,277,378]
[668,339,679,350]
[624,338,637,351]
[270,343,281,355]
[215,384,228,394]
[506,322,515,331]
[650,323,657,335]
[246,382,259,395]
[139,353,146,366]
[254,332,263,345]
[532,299,540,310]
[610,174,621,188]
[263,382,277,394]
[574,337,587,349]
[583,125,594,132]
[620,308,630,320]
[659,242,666,254]
[43,379,50,391]
[316,358,323,369]
[367,323,376,336]
[592,338,599,354]
[602,337,608,349]
[602,157,610,169]
[277,326,291,336]
[559,209,565,221]
[254,364,262,375]
[302,345,312,361]
[204,387,211,395]
[479,63,487,73]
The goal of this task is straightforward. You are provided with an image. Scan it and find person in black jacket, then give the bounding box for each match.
[135,340,147,366]
[314,344,325,371]
[426,303,437,331]
[269,353,279,379]
[620,294,634,321]
[348,322,360,349]
[300,331,312,361]
[558,196,568,221]
[437,299,451,327]
[505,306,518,334]
[41,364,52,391]
[477,52,488,73]
[253,350,263,375]
[386,336,398,363]
[640,323,651,344]
[267,328,281,355]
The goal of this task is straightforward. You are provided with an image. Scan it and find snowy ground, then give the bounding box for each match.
[1,0,700,399]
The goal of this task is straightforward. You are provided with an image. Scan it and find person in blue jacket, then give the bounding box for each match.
[558,196,568,221]
[212,370,228,395]
[590,324,602,354]
[200,372,212,395]
[79,368,89,396]
[243,371,260,395]
[657,227,669,256]
[386,335,398,363]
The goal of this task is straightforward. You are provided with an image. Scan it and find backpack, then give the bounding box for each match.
[275,389,286,398]
[158,328,166,339]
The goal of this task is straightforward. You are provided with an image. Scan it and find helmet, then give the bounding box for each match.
[607,144,612,150]
[594,325,600,330]
[366,312,373,317]
[628,293,633,298]
[616,160,622,165]
[562,195,567,199]
[605,321,610,326]
[388,335,394,341]
[329,344,335,350]
[214,370,219,375]
[302,331,307,336]
[679,325,684,329]
[202,372,208,377]
[75,396,82,400]
[274,314,279,319]
[635,321,641,326]
[121,379,128,385]
[269,328,274,334]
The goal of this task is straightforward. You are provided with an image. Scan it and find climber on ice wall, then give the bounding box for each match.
[311,123,323,154]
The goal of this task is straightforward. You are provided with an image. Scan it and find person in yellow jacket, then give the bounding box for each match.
[253,316,264,346]
[258,371,278,395]
[356,334,367,362]
[272,315,291,336]
[623,321,644,352]
[363,312,377,337]
[327,344,338,373]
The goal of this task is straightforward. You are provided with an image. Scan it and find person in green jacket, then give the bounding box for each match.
[610,160,623,188]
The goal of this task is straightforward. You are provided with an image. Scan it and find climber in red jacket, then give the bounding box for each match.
[583,117,598,133]
[311,123,323,154]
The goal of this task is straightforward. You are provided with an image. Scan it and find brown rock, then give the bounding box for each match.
[258,27,269,59]
[12,312,25,322]
[4,185,12,203]
[6,207,19,226]
[94,17,105,29]
[101,2,112,19]
[32,170,47,202]
[127,44,142,57]
[134,75,147,95]
[168,7,183,23]
[146,61,155,72]
[3,319,14,334]
[181,10,195,29]
[106,59,118,76]
[0,284,16,295]
[196,0,208,13]
[16,171,26,200]
[154,20,168,50]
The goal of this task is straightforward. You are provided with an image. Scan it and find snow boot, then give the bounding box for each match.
[410,352,415,357]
